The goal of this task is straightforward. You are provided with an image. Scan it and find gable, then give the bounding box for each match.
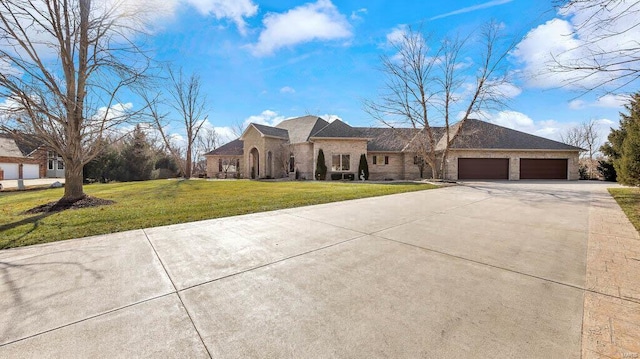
[276,116,329,143]
[0,136,25,157]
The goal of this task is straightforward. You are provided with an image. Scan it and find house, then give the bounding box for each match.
[0,133,65,180]
[205,115,582,181]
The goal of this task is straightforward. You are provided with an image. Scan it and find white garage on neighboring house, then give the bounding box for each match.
[0,134,50,180]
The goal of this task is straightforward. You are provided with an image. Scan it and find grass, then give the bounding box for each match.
[609,187,640,232]
[0,179,437,249]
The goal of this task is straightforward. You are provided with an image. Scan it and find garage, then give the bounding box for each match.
[458,158,509,180]
[23,164,40,179]
[0,163,19,180]
[520,159,567,180]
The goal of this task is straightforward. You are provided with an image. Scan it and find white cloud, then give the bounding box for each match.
[319,114,342,123]
[350,8,367,21]
[280,86,296,94]
[568,94,629,110]
[92,102,134,122]
[249,0,352,56]
[182,0,258,35]
[593,94,629,108]
[243,109,288,128]
[491,82,522,99]
[386,25,409,46]
[568,99,586,110]
[513,2,640,91]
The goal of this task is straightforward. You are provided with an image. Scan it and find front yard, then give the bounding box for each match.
[609,187,640,232]
[0,179,436,249]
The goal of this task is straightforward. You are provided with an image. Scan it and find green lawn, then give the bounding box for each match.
[0,179,437,249]
[609,187,640,232]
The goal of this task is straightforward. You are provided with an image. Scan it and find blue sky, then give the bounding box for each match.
[7,0,634,147]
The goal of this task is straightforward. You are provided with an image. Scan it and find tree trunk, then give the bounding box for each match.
[63,158,86,201]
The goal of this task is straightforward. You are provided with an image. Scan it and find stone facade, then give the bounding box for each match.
[206,117,583,181]
[313,139,367,180]
[446,150,581,180]
[206,155,243,179]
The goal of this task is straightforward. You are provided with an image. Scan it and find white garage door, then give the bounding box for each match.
[23,164,40,179]
[0,163,19,180]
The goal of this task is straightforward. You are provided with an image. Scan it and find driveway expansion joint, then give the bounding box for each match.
[142,229,213,359]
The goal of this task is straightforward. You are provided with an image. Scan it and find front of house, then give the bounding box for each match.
[205,115,582,181]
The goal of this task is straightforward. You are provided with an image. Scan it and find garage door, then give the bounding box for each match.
[0,163,19,180]
[520,159,567,179]
[458,158,509,180]
[23,164,40,179]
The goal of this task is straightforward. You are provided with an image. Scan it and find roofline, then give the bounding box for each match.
[367,150,403,153]
[310,137,370,141]
[449,148,582,152]
[240,123,288,140]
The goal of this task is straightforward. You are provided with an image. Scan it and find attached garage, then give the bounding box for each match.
[458,158,509,180]
[23,164,40,179]
[520,159,568,180]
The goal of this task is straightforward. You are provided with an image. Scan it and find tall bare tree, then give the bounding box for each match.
[145,67,209,178]
[0,0,149,201]
[551,0,640,93]
[364,22,513,179]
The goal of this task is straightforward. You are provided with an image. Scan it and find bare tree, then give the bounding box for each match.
[194,126,218,176]
[364,22,513,179]
[0,0,150,201]
[551,0,640,93]
[144,67,209,178]
[560,119,600,178]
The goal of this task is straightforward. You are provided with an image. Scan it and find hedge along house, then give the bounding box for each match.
[205,115,583,181]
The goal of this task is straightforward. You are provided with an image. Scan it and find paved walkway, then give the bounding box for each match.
[0,181,637,358]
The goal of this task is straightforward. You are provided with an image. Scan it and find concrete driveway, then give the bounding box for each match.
[0,181,636,358]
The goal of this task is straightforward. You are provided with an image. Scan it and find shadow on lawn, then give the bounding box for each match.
[0,212,54,249]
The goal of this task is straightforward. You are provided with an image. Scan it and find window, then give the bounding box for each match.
[57,161,64,170]
[218,159,223,172]
[372,156,377,165]
[48,159,54,170]
[289,153,295,173]
[384,156,389,165]
[331,154,350,171]
[414,156,424,165]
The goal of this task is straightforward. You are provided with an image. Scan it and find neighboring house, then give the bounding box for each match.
[205,115,583,181]
[0,134,65,180]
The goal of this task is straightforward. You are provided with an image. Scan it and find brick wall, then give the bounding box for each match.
[313,139,367,180]
[206,155,242,179]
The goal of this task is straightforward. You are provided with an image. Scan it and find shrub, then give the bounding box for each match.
[598,160,617,182]
[358,154,369,180]
[315,149,327,180]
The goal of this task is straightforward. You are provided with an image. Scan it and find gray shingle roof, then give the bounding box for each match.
[204,138,244,156]
[355,127,419,152]
[310,119,364,139]
[450,119,583,151]
[251,123,289,139]
[276,115,329,143]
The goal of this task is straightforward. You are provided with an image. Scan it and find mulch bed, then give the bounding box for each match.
[25,196,115,214]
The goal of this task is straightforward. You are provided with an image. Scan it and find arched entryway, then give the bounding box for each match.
[250,148,260,179]
[266,151,273,178]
